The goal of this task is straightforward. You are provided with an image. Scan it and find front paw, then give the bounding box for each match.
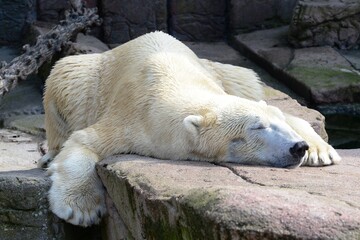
[48,163,106,227]
[302,140,341,166]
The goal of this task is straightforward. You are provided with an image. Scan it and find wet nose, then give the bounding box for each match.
[290,141,309,158]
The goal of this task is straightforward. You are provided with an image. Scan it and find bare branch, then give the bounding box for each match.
[0,6,101,98]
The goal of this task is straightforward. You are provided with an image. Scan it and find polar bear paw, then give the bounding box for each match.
[48,163,106,227]
[302,140,341,166]
[49,179,106,227]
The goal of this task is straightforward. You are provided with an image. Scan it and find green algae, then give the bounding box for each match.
[287,66,360,89]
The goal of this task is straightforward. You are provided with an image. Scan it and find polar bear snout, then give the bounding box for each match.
[289,141,309,159]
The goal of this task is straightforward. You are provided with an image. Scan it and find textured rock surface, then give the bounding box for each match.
[0,0,36,43]
[0,129,40,171]
[0,77,44,123]
[232,26,360,104]
[289,0,360,49]
[0,129,102,240]
[101,0,167,44]
[0,169,65,240]
[229,0,297,34]
[98,150,360,240]
[169,0,226,41]
[340,49,360,71]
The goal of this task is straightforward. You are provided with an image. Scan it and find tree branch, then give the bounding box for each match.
[0,6,101,98]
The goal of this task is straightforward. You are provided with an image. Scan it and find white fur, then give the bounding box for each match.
[41,31,341,227]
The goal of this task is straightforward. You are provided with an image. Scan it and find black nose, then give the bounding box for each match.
[290,141,309,158]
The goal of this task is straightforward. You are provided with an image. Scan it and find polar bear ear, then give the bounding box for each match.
[258,100,267,106]
[183,115,204,135]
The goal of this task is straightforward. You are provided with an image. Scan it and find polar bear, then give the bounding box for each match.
[39,31,340,227]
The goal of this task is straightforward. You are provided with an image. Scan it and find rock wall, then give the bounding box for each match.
[0,0,298,44]
[0,0,36,43]
[289,0,360,50]
[229,0,297,34]
[101,0,167,44]
[0,169,63,240]
[168,0,226,41]
[3,0,360,48]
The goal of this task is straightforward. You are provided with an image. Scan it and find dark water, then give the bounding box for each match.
[326,114,360,149]
[318,104,360,149]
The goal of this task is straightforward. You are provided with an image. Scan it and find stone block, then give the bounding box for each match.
[101,0,167,44]
[98,150,360,240]
[0,129,103,240]
[168,0,226,41]
[289,0,360,49]
[232,26,360,105]
[0,169,65,240]
[0,0,36,43]
[229,0,297,34]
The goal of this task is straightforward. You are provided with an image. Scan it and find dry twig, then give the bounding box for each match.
[0,6,101,98]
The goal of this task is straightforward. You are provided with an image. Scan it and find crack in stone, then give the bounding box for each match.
[307,191,360,211]
[338,51,359,71]
[213,163,266,186]
[343,200,360,211]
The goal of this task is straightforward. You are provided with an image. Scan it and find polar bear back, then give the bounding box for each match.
[44,31,263,145]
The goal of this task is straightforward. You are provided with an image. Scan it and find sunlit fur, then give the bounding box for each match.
[40,31,341,227]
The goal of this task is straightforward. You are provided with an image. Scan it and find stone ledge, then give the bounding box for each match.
[0,169,63,240]
[230,26,360,105]
[97,150,360,240]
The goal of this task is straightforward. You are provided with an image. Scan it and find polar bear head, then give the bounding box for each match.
[183,98,308,168]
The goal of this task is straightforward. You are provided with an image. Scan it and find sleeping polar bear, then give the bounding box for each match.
[39,31,340,227]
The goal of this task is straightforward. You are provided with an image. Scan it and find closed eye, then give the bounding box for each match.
[250,124,269,130]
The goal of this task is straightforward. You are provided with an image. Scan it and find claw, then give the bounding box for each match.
[96,208,102,218]
[78,215,84,226]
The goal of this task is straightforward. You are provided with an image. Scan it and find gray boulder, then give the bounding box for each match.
[289,0,360,49]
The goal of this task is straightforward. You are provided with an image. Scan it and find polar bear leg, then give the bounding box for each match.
[38,102,71,168]
[47,128,107,227]
[199,59,264,101]
[285,113,341,166]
